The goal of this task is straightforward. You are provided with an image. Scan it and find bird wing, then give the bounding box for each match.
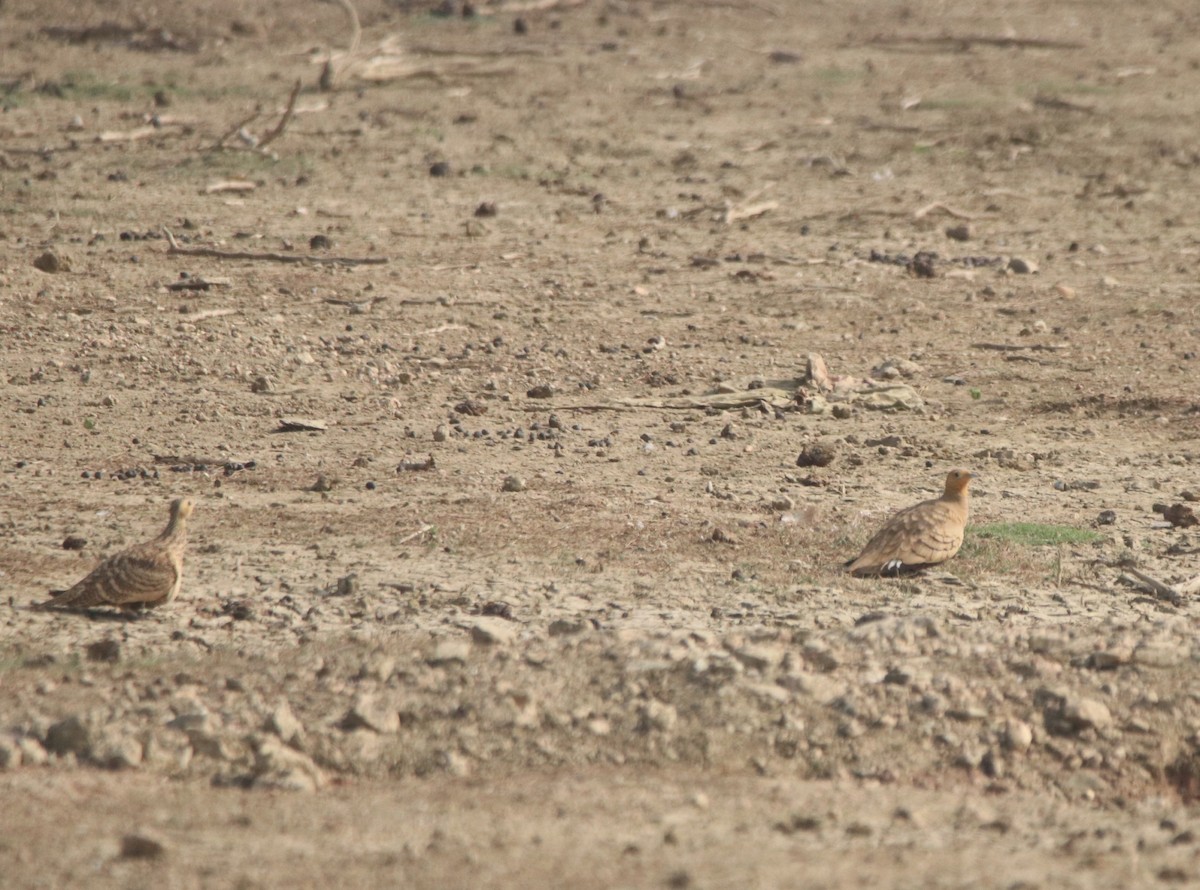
[47,542,179,608]
[846,499,965,575]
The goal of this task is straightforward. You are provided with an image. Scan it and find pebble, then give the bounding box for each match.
[345,693,400,734]
[471,617,517,645]
[266,701,306,747]
[33,251,68,273]
[120,833,166,860]
[501,475,527,492]
[730,643,786,672]
[1062,697,1113,732]
[250,735,325,791]
[97,731,144,769]
[638,700,678,733]
[1007,257,1038,274]
[44,714,92,758]
[1163,504,1198,528]
[1002,718,1034,752]
[429,638,471,665]
[16,737,47,766]
[796,444,835,468]
[0,736,21,769]
[85,639,121,663]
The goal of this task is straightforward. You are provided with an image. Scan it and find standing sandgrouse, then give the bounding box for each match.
[42,497,195,610]
[845,470,971,576]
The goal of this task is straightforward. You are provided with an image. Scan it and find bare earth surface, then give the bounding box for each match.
[2,0,1199,886]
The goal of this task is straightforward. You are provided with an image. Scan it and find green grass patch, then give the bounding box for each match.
[47,70,139,102]
[972,522,1101,547]
[812,66,861,85]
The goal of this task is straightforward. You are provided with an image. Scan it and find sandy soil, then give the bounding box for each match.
[1,0,1199,887]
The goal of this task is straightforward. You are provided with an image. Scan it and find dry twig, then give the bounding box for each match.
[870,34,1086,52]
[257,80,302,149]
[396,524,435,546]
[162,228,387,267]
[1121,567,1182,606]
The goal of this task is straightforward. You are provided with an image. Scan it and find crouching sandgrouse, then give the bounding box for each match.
[41,497,194,610]
[845,470,971,576]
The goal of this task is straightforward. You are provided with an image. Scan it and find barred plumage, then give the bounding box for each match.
[845,470,971,577]
[42,497,194,610]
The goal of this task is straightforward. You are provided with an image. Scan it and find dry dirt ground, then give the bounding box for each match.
[2,0,1200,886]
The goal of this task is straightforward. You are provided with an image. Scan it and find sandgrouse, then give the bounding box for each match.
[42,497,194,610]
[845,470,971,577]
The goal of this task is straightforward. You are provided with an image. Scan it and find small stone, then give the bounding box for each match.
[429,638,471,665]
[33,251,69,273]
[85,639,121,663]
[356,653,395,681]
[62,534,87,551]
[96,731,144,769]
[1002,718,1034,752]
[1007,256,1038,275]
[796,443,835,468]
[433,425,449,442]
[250,735,325,791]
[501,475,527,492]
[471,616,517,645]
[1163,503,1198,528]
[250,375,276,394]
[44,714,92,757]
[769,494,794,511]
[266,701,305,747]
[454,399,487,416]
[1061,697,1113,732]
[309,474,333,492]
[730,643,786,672]
[0,737,21,769]
[344,693,399,734]
[548,618,588,637]
[309,234,333,251]
[806,353,832,391]
[15,737,47,766]
[1133,640,1186,669]
[637,700,678,733]
[945,223,972,242]
[429,161,451,177]
[120,833,166,860]
[1096,509,1117,526]
[526,384,555,399]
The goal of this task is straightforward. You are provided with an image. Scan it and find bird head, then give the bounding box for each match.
[170,497,196,520]
[944,469,972,496]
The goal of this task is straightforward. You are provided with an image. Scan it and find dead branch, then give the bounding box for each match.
[211,109,263,151]
[162,227,387,266]
[869,34,1086,52]
[183,308,241,321]
[913,201,977,221]
[1120,567,1182,606]
[723,200,779,224]
[396,524,435,546]
[971,342,1068,352]
[327,0,362,88]
[257,80,302,149]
